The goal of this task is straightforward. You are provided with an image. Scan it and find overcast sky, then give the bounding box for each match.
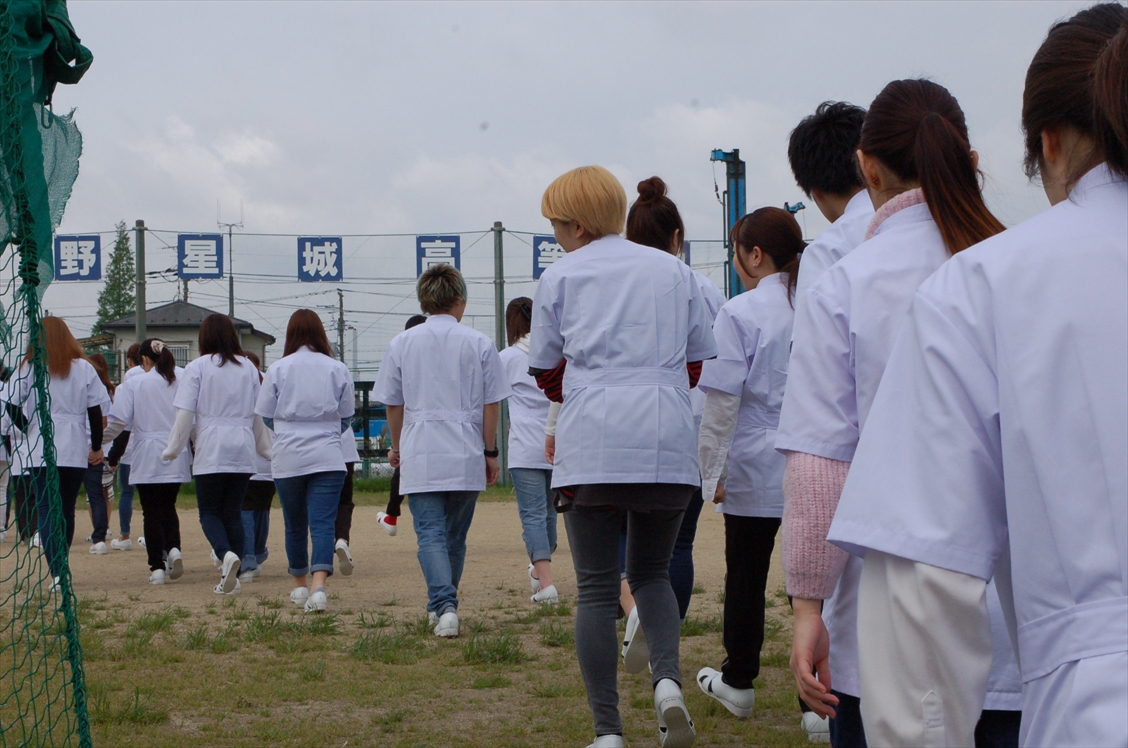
[41,0,1091,372]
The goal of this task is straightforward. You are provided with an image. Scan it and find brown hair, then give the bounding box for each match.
[626,176,685,256]
[140,338,177,385]
[126,342,141,367]
[88,353,115,397]
[731,208,806,307]
[1023,3,1128,181]
[859,79,1005,254]
[244,351,264,383]
[26,316,86,379]
[283,309,334,357]
[417,264,467,315]
[505,297,533,346]
[198,313,244,366]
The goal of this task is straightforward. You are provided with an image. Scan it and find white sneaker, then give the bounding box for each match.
[148,569,166,585]
[434,610,459,638]
[89,541,108,555]
[304,587,327,613]
[218,551,241,594]
[376,511,397,536]
[48,576,62,593]
[0,530,6,543]
[655,678,696,748]
[166,548,184,580]
[290,587,310,607]
[85,534,93,543]
[210,549,221,568]
[696,667,754,718]
[622,606,649,674]
[30,532,42,548]
[237,569,255,584]
[252,566,262,578]
[586,736,625,748]
[531,584,558,604]
[138,536,146,548]
[802,712,830,744]
[215,579,242,595]
[527,563,541,594]
[335,539,354,576]
[111,538,132,551]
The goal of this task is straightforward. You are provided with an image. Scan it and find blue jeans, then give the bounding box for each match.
[194,473,249,560]
[510,468,556,563]
[241,510,270,570]
[83,463,109,543]
[118,463,134,536]
[408,491,479,614]
[274,471,345,577]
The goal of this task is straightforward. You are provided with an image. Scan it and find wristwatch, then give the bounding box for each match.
[483,447,499,458]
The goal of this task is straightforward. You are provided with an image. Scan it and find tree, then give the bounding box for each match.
[93,221,135,335]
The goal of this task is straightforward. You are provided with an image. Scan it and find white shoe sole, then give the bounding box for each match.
[219,555,241,594]
[167,553,184,580]
[530,585,558,604]
[623,615,649,674]
[696,669,753,719]
[658,698,696,748]
[335,545,354,576]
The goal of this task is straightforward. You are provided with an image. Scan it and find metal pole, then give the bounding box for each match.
[227,225,234,317]
[134,220,146,341]
[337,288,346,363]
[492,221,508,485]
[351,326,358,376]
[182,278,189,303]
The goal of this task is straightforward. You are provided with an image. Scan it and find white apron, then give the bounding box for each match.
[119,364,143,464]
[109,368,191,484]
[374,314,510,494]
[829,165,1128,745]
[499,343,552,471]
[528,234,717,488]
[173,354,260,475]
[689,269,728,436]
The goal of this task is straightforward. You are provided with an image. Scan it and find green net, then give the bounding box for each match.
[0,1,91,746]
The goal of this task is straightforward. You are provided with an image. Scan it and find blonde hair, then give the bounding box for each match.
[540,166,626,239]
[417,264,467,315]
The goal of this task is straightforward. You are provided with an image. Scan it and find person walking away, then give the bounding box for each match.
[827,6,1128,746]
[530,165,717,748]
[84,353,116,554]
[109,342,142,550]
[334,425,358,575]
[239,351,274,582]
[377,313,428,536]
[255,310,354,613]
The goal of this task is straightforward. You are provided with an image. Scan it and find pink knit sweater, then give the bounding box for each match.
[782,451,851,600]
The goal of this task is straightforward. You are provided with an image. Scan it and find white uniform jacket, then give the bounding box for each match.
[777,201,1020,703]
[792,190,874,326]
[6,359,110,470]
[528,234,718,488]
[119,364,143,464]
[109,368,191,484]
[499,343,552,471]
[340,429,360,465]
[689,270,728,436]
[699,277,794,518]
[829,165,1128,747]
[255,347,354,481]
[374,314,510,494]
[173,354,261,475]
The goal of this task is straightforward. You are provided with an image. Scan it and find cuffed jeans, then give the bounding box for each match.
[194,473,249,560]
[274,471,344,577]
[117,462,135,536]
[408,491,479,615]
[84,463,110,543]
[32,466,86,578]
[566,503,685,737]
[510,468,556,563]
[241,479,275,571]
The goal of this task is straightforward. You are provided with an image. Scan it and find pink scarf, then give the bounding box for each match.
[864,187,925,241]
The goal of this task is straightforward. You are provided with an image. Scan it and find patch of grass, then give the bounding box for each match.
[539,620,573,648]
[681,614,723,637]
[182,624,210,650]
[299,660,326,682]
[692,583,706,595]
[530,682,577,699]
[350,630,424,665]
[303,613,339,636]
[462,632,525,665]
[210,624,240,653]
[764,616,786,643]
[255,594,283,610]
[512,601,571,623]
[120,629,154,657]
[90,685,169,726]
[401,614,435,637]
[471,674,511,689]
[133,609,176,633]
[357,610,394,629]
[372,709,405,732]
[379,598,398,607]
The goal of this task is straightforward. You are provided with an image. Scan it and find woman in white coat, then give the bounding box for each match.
[776,79,1022,748]
[103,339,192,585]
[529,166,716,748]
[255,310,354,613]
[827,6,1128,746]
[5,317,110,584]
[164,314,268,594]
[695,207,803,719]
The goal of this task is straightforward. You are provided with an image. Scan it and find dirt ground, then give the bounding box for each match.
[65,497,786,622]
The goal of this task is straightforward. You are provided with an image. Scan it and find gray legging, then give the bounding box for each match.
[565,504,685,737]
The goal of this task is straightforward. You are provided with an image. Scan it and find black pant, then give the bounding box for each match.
[11,473,36,540]
[829,690,867,748]
[194,473,249,560]
[336,462,354,542]
[975,710,1021,748]
[32,466,86,577]
[137,483,182,572]
[721,513,781,689]
[84,463,109,543]
[387,466,403,517]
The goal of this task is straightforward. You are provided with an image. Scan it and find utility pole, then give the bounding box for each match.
[492,221,508,485]
[218,200,243,318]
[134,220,146,341]
[182,278,189,303]
[337,288,346,363]
[350,326,358,376]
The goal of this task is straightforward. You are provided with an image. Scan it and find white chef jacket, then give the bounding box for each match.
[688,269,728,436]
[374,314,510,494]
[699,276,794,518]
[255,346,354,481]
[119,364,143,464]
[792,190,874,327]
[173,354,260,475]
[528,234,717,488]
[499,342,552,471]
[340,428,360,464]
[6,359,110,470]
[829,164,1128,747]
[109,368,191,484]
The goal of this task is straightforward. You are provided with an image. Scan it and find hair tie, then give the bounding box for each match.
[150,340,165,354]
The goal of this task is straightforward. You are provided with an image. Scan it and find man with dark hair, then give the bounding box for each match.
[787,101,874,321]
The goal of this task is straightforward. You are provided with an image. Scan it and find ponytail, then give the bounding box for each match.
[1093,23,1128,177]
[860,79,1003,255]
[915,112,1006,254]
[139,338,177,385]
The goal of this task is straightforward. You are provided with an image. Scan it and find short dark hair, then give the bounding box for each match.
[198,313,244,366]
[283,309,334,358]
[405,314,427,330]
[788,101,867,197]
[126,342,141,366]
[417,264,466,315]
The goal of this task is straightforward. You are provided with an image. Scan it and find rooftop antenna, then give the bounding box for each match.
[218,199,243,318]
